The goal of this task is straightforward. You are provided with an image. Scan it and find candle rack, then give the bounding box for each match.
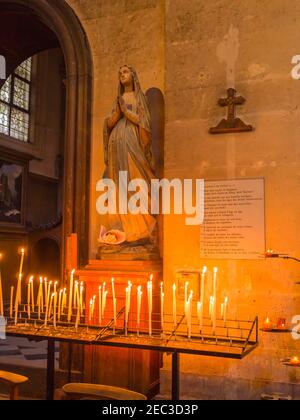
[3,303,258,358]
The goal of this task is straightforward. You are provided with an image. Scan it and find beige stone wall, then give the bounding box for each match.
[65,0,300,396]
[66,0,165,256]
[163,0,300,392]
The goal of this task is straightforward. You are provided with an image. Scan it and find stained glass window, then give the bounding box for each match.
[0,58,32,142]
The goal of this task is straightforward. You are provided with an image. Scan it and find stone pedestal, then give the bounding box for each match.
[77,259,163,398]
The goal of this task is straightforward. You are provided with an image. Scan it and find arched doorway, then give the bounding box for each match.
[0,0,93,273]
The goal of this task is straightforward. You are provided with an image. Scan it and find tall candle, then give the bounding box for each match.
[80,282,84,316]
[187,291,193,339]
[213,268,218,335]
[102,282,106,316]
[14,274,22,324]
[53,292,57,328]
[184,281,189,312]
[17,248,25,304]
[58,289,63,321]
[172,283,177,330]
[48,293,54,325]
[160,282,164,333]
[62,288,67,315]
[223,297,228,323]
[98,285,102,325]
[112,278,117,329]
[44,278,48,311]
[74,281,79,309]
[0,254,3,317]
[89,298,93,323]
[147,279,152,337]
[30,276,35,311]
[10,286,14,319]
[37,278,43,318]
[197,301,202,331]
[68,269,75,322]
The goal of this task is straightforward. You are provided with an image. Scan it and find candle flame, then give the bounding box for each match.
[71,269,76,275]
[214,267,218,273]
[202,266,207,274]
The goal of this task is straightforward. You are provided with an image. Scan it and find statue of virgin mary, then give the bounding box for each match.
[100,65,157,248]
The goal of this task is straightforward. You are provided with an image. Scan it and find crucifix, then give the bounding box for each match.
[209,88,253,134]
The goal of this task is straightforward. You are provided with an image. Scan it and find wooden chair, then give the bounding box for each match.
[0,370,29,400]
[60,383,147,400]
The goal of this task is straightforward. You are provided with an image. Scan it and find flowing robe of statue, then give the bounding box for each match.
[102,66,157,244]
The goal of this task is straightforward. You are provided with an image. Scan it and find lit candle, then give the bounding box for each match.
[160,282,164,334]
[184,281,189,314]
[197,301,202,331]
[44,278,48,311]
[200,266,206,330]
[290,356,300,365]
[74,281,79,309]
[48,293,54,325]
[147,279,152,337]
[30,276,35,312]
[53,291,57,328]
[89,298,93,323]
[172,283,177,331]
[223,297,228,323]
[17,248,25,305]
[27,279,31,319]
[98,285,102,325]
[213,267,218,326]
[187,291,193,339]
[102,282,106,316]
[0,254,3,317]
[209,296,214,320]
[80,282,84,316]
[112,278,117,330]
[68,269,75,322]
[10,286,14,319]
[137,286,142,335]
[14,274,22,325]
[102,286,108,319]
[62,288,67,315]
[37,278,43,318]
[263,317,273,331]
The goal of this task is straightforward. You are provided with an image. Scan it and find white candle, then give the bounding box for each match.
[147,279,152,337]
[0,254,3,317]
[62,288,67,315]
[53,292,57,328]
[213,268,218,335]
[160,282,164,333]
[102,282,106,317]
[27,279,31,319]
[14,274,22,324]
[17,248,25,305]
[184,281,189,310]
[48,293,54,324]
[200,266,206,330]
[30,276,35,312]
[58,289,63,321]
[112,278,117,329]
[98,285,102,325]
[223,296,228,323]
[37,278,43,318]
[102,288,108,319]
[89,298,93,323]
[187,291,193,339]
[44,278,48,311]
[10,286,14,319]
[197,301,202,331]
[80,282,84,316]
[137,286,142,334]
[172,283,177,330]
[68,269,75,322]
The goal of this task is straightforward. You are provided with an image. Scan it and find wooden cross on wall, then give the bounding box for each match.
[209,88,253,134]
